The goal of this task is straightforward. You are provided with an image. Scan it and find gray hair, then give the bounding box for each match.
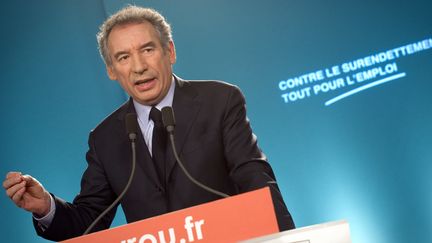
[97,5,173,65]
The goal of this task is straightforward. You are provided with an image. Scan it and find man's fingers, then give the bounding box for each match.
[21,175,46,199]
[6,180,26,199]
[22,175,38,186]
[4,173,47,213]
[6,171,22,179]
[11,187,26,207]
[3,175,23,189]
[22,175,33,182]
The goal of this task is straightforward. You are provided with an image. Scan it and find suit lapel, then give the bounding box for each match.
[165,77,201,183]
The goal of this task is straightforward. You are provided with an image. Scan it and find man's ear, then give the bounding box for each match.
[168,41,176,64]
[106,65,117,80]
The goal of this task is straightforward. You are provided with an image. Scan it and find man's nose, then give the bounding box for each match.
[131,54,148,74]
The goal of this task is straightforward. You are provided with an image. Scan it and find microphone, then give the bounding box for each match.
[161,106,175,134]
[161,107,229,198]
[125,113,139,140]
[83,113,138,235]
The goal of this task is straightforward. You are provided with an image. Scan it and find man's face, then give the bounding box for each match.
[106,22,176,105]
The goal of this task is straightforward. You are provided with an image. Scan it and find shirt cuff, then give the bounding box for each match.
[33,194,56,231]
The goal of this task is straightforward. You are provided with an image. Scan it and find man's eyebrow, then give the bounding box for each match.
[139,41,156,49]
[112,41,156,60]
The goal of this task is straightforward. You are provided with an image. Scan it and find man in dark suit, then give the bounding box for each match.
[3,6,294,241]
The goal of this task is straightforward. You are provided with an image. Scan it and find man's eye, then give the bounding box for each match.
[143,48,154,53]
[118,55,129,61]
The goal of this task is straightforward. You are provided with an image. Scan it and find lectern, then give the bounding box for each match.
[61,187,278,243]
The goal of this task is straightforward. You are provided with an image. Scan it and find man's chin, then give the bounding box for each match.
[133,96,161,106]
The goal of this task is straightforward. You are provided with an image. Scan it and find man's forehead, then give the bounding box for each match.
[107,22,160,51]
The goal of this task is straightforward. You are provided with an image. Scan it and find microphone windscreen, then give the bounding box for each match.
[162,106,176,128]
[125,113,138,135]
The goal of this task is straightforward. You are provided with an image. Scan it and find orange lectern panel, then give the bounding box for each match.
[61,187,278,243]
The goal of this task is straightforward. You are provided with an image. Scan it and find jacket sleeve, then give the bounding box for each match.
[33,131,118,241]
[222,85,295,231]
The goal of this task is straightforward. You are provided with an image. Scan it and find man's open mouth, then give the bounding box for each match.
[135,78,155,85]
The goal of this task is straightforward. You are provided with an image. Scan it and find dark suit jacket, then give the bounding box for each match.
[35,77,295,241]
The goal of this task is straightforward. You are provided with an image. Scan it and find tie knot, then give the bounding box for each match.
[149,107,163,127]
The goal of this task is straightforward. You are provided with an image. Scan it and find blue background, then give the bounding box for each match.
[1,1,431,242]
